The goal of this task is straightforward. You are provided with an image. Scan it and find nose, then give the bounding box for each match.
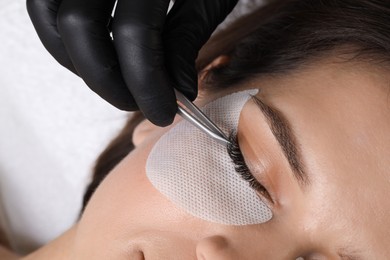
[196,236,238,260]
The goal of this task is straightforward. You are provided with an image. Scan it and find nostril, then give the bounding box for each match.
[131,250,145,260]
[196,236,235,260]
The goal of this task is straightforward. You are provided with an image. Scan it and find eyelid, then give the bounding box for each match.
[226,131,274,205]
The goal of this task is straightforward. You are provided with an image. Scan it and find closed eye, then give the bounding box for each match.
[226,132,274,205]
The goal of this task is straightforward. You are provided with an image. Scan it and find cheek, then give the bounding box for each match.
[146,90,273,226]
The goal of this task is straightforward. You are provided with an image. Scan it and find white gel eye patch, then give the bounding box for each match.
[146,90,272,225]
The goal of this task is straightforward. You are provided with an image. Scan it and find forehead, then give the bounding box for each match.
[256,59,390,171]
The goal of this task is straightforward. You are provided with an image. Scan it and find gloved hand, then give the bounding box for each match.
[26,0,238,126]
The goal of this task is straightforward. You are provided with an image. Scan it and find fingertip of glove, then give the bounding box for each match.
[144,102,178,127]
[178,87,197,101]
[174,69,198,101]
[114,102,139,112]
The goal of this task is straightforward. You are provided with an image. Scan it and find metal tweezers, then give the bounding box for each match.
[175,89,230,145]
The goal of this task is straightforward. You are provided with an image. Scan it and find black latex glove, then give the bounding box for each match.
[26,0,238,126]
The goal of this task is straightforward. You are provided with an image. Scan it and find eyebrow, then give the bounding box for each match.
[338,248,364,260]
[251,96,309,186]
[339,254,361,260]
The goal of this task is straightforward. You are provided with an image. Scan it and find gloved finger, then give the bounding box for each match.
[164,0,238,100]
[26,0,77,74]
[57,0,138,111]
[112,0,177,127]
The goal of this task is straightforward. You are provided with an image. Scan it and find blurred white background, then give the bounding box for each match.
[0,0,128,254]
[0,0,264,255]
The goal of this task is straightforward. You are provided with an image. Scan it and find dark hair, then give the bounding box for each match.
[199,0,390,88]
[82,0,390,212]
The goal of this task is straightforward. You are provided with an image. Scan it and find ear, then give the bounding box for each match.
[198,55,230,88]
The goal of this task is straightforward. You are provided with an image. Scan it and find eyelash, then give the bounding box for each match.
[226,132,273,204]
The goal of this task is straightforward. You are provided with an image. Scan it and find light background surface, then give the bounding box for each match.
[0,0,264,254]
[0,0,130,254]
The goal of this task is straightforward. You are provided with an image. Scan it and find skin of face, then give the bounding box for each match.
[23,55,390,260]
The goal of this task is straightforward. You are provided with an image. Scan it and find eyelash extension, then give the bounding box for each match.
[226,132,273,204]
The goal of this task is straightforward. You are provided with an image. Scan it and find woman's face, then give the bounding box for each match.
[73,58,390,259]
